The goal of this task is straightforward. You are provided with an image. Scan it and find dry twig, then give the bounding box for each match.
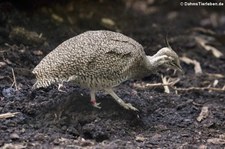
[133,79,225,93]
[191,27,216,35]
[195,36,223,58]
[180,56,202,74]
[11,68,18,91]
[206,73,224,79]
[0,112,19,119]
[197,106,209,122]
[161,75,170,93]
[174,86,225,92]
[133,78,180,90]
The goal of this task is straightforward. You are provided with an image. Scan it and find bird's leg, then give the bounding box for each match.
[58,83,67,92]
[105,88,138,111]
[90,90,101,109]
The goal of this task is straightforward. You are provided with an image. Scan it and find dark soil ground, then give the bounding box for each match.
[0,0,225,148]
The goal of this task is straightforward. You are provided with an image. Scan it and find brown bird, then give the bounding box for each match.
[32,30,182,111]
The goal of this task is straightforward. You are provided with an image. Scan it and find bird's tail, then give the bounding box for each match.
[32,77,68,90]
[32,79,52,90]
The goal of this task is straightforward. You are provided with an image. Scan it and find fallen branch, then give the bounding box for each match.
[195,36,223,58]
[180,56,202,74]
[206,73,224,79]
[133,78,180,90]
[191,27,216,35]
[174,86,225,92]
[133,81,225,93]
[0,112,19,119]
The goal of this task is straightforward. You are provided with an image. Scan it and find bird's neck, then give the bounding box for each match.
[133,54,161,79]
[132,53,166,79]
[146,53,164,70]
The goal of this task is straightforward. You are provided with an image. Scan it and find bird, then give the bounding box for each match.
[32,30,182,111]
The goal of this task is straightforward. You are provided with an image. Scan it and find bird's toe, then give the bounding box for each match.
[92,102,101,109]
[124,103,139,111]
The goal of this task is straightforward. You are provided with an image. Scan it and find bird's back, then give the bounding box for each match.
[32,30,146,89]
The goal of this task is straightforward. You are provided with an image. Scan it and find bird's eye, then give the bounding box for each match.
[170,60,177,67]
[171,59,175,64]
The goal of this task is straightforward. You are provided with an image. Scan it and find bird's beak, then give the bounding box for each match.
[175,63,183,74]
[171,62,183,73]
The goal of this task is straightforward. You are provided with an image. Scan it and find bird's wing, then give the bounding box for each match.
[82,38,144,80]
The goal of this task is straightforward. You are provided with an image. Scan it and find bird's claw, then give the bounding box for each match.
[91,101,101,109]
[58,84,67,93]
[58,88,67,93]
[123,103,139,111]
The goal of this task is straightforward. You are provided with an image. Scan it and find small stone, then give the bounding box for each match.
[80,138,95,147]
[199,144,207,149]
[53,139,60,145]
[2,87,16,98]
[33,50,43,56]
[21,128,25,133]
[61,126,67,131]
[151,134,161,141]
[10,133,20,140]
[135,135,146,142]
[0,62,7,68]
[207,138,225,145]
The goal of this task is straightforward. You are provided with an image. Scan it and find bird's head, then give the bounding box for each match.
[152,47,182,72]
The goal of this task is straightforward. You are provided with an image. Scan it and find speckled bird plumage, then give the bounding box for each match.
[33,30,147,89]
[32,30,182,111]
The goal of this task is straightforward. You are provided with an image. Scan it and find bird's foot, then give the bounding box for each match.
[122,103,139,111]
[58,83,67,93]
[91,100,101,109]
